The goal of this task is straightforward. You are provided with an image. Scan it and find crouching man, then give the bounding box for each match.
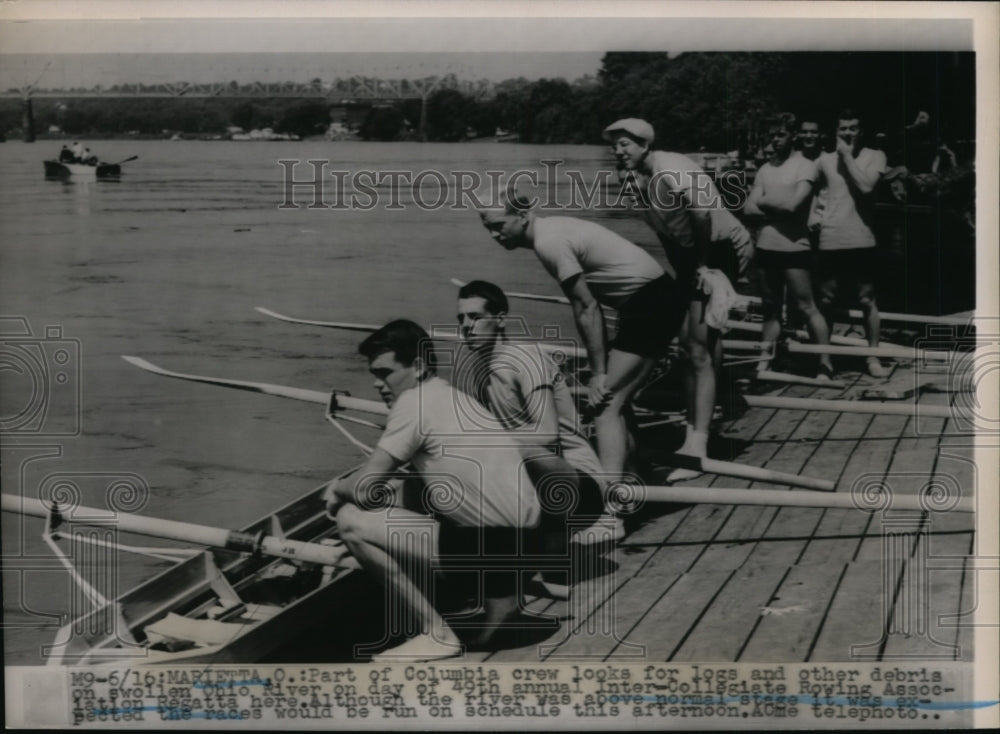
[325,319,542,662]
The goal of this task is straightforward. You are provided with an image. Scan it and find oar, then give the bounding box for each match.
[727,321,901,348]
[1,494,361,569]
[122,355,389,416]
[112,155,138,165]
[255,306,589,361]
[742,393,967,420]
[785,341,956,361]
[754,370,847,389]
[636,485,973,513]
[664,455,835,491]
[740,296,974,327]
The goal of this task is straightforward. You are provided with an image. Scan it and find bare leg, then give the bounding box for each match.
[758,264,786,371]
[336,503,462,661]
[687,300,718,436]
[858,280,889,376]
[668,302,716,482]
[858,281,880,347]
[592,349,657,482]
[786,267,834,375]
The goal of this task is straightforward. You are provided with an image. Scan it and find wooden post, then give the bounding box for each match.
[22,97,35,143]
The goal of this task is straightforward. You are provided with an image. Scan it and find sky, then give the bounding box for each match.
[0,11,979,90]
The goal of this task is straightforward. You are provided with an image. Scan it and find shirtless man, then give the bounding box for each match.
[326,319,542,661]
[604,118,753,481]
[477,195,687,502]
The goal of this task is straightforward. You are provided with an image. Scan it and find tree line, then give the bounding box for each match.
[3,52,973,152]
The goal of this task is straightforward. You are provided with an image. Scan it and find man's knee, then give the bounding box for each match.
[857,285,876,309]
[795,297,820,317]
[685,337,713,369]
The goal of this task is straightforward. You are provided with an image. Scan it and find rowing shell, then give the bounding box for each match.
[4,473,364,665]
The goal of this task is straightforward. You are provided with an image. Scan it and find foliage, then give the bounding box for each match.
[1,52,974,152]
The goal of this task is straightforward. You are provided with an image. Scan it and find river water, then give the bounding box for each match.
[0,138,666,664]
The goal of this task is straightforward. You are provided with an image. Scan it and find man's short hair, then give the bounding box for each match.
[358,319,437,371]
[836,108,861,125]
[767,112,798,134]
[458,280,509,315]
[478,189,533,222]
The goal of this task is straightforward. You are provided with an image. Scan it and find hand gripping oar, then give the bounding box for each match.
[122,355,389,416]
[1,494,361,568]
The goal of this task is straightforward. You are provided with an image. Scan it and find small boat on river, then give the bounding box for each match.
[43,155,136,180]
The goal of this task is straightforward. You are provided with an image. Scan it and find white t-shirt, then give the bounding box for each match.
[815,147,887,251]
[486,342,603,479]
[641,150,749,248]
[377,377,541,529]
[754,154,817,253]
[532,216,663,309]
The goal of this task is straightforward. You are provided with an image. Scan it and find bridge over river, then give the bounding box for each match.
[2,75,496,140]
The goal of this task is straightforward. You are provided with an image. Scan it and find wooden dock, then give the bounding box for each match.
[456,360,978,664]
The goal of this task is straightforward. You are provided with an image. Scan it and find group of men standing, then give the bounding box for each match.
[324,112,888,662]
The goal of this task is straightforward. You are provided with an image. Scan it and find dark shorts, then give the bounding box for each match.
[437,523,540,596]
[613,274,690,358]
[816,248,879,288]
[756,248,813,271]
[437,523,538,562]
[535,471,605,531]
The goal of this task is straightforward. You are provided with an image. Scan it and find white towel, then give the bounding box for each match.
[696,267,738,333]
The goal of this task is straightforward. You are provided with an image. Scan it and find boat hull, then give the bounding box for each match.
[44,160,121,179]
[48,472,361,666]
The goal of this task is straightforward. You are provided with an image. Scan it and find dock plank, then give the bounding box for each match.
[796,412,904,566]
[809,559,891,661]
[617,568,737,661]
[672,561,789,661]
[739,561,847,661]
[881,529,975,660]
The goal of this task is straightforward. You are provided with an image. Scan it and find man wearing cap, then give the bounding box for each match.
[476,193,689,522]
[603,118,752,482]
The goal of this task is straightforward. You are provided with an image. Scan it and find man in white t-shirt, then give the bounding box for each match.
[743,113,834,380]
[603,118,753,481]
[813,110,890,377]
[325,319,541,662]
[454,279,610,545]
[477,197,689,503]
